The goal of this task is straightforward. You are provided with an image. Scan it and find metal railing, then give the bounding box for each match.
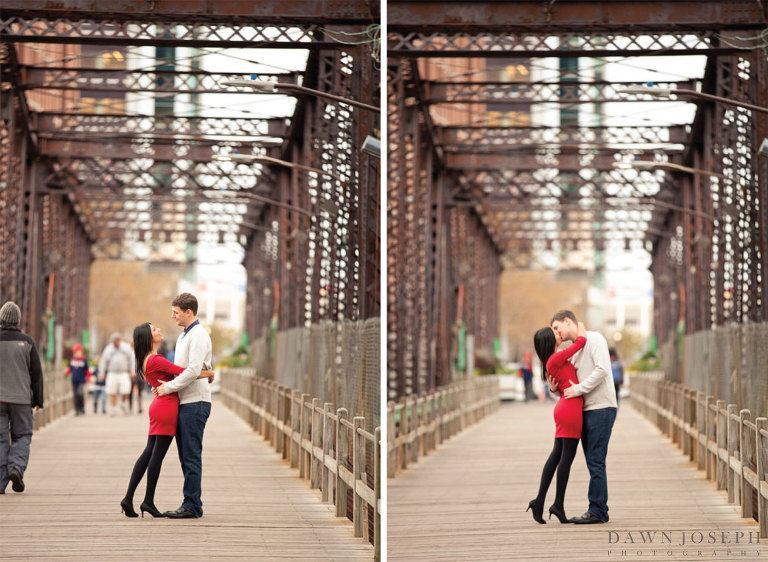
[386,376,500,478]
[630,371,768,537]
[220,368,381,560]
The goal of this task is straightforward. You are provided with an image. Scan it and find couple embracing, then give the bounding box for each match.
[527,310,618,525]
[120,292,214,519]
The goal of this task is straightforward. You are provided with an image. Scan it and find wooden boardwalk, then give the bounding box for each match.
[388,401,766,561]
[0,398,373,561]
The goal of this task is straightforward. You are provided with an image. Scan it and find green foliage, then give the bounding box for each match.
[630,349,660,371]
[217,345,252,368]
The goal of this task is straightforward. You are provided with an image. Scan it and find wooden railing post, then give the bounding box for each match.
[276,385,286,457]
[335,408,349,518]
[299,393,310,480]
[290,389,301,469]
[696,392,706,470]
[387,401,396,478]
[353,416,365,538]
[716,399,727,490]
[322,402,334,503]
[726,404,739,503]
[756,417,767,538]
[706,396,715,480]
[310,397,323,490]
[739,409,754,519]
[374,426,381,562]
[399,396,408,470]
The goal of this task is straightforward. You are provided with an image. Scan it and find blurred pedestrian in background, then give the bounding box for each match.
[91,365,106,414]
[99,333,135,416]
[0,301,44,494]
[65,343,90,416]
[610,348,624,407]
[521,351,535,401]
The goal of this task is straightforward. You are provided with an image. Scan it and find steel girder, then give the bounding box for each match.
[425,80,696,105]
[445,149,681,172]
[438,125,689,147]
[1,1,378,23]
[10,66,299,96]
[388,1,766,30]
[35,112,288,139]
[389,31,742,58]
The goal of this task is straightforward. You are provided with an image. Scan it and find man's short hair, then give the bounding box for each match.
[551,310,577,325]
[172,292,198,315]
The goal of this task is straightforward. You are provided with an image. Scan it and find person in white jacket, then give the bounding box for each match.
[155,293,213,519]
[548,310,617,524]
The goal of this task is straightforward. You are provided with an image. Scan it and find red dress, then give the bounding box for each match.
[546,336,587,439]
[144,354,184,436]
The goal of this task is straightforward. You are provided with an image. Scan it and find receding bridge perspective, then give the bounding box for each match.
[387,2,768,560]
[1,2,380,560]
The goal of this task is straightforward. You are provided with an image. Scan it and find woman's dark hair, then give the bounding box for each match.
[534,327,557,381]
[133,322,152,382]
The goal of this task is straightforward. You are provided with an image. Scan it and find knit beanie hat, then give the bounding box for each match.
[0,301,21,326]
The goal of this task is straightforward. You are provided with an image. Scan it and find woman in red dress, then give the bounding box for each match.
[120,322,214,518]
[527,321,587,524]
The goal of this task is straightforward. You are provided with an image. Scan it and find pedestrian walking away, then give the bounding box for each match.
[0,301,44,494]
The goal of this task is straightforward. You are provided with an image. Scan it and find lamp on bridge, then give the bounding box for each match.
[618,86,768,115]
[214,153,348,185]
[222,79,380,114]
[614,160,725,180]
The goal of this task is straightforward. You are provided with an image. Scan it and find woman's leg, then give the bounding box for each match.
[142,435,173,505]
[553,437,579,508]
[124,435,156,502]
[535,438,563,504]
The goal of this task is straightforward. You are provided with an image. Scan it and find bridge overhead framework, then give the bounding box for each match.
[0,1,381,360]
[387,1,768,409]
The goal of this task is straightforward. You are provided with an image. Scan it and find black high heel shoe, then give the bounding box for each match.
[526,499,546,524]
[140,501,165,518]
[548,504,571,524]
[120,498,138,518]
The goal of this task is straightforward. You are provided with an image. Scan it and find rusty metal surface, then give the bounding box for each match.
[388,2,768,398]
[1,4,380,357]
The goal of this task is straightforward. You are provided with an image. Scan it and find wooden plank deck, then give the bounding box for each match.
[388,401,766,561]
[0,398,373,561]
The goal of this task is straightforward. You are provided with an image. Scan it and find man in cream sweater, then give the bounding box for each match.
[156,293,213,519]
[548,310,617,524]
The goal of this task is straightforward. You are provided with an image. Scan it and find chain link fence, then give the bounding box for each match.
[247,318,380,431]
[659,322,768,418]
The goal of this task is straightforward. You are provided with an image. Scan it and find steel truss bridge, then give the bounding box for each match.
[387,1,768,399]
[1,1,381,347]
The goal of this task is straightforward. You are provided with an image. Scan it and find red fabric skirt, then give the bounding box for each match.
[148,394,179,436]
[554,395,583,438]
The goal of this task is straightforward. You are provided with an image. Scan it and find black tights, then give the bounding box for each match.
[124,435,173,505]
[535,437,579,509]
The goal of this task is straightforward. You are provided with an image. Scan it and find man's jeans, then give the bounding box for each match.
[177,401,211,516]
[0,403,34,491]
[581,407,617,521]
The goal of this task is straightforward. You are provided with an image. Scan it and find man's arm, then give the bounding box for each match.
[567,332,612,397]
